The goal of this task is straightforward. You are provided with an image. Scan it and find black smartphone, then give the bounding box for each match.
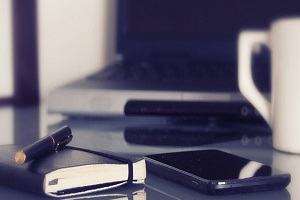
[144,150,290,195]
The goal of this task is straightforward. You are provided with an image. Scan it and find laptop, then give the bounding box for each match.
[48,0,299,118]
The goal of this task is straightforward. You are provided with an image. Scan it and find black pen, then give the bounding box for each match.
[15,125,73,165]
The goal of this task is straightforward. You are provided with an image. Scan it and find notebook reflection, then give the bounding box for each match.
[64,184,146,200]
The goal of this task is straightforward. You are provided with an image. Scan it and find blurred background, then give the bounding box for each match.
[0,0,116,105]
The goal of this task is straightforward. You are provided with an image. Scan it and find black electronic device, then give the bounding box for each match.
[145,150,290,195]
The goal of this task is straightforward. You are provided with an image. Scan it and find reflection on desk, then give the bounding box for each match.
[146,172,290,200]
[124,123,269,147]
[1,105,299,199]
[0,184,145,200]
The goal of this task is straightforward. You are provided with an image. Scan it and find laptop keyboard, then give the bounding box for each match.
[88,62,236,83]
[87,62,238,91]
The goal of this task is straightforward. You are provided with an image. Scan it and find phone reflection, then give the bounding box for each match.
[239,161,266,179]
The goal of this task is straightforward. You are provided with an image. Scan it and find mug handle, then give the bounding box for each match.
[238,31,272,126]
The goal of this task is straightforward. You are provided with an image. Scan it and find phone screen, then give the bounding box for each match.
[145,150,290,195]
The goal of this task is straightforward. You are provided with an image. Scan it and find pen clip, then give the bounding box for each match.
[54,134,73,151]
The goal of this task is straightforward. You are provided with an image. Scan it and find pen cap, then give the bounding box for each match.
[51,126,73,147]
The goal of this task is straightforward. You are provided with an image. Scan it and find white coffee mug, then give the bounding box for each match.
[238,18,300,154]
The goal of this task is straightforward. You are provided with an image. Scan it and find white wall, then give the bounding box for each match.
[38,0,116,100]
[0,0,14,98]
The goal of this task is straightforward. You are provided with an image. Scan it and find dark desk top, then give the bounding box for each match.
[0,104,299,199]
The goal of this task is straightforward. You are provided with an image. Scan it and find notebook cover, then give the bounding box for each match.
[0,145,46,194]
[0,145,145,197]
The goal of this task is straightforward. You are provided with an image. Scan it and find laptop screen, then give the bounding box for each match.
[117,0,300,62]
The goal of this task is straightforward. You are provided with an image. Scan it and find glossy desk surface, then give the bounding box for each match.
[0,104,299,199]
